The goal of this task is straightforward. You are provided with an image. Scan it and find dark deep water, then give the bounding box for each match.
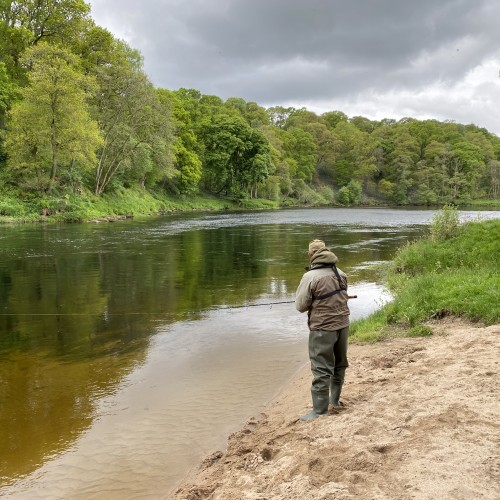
[1,207,498,498]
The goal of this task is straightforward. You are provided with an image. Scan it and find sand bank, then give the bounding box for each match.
[174,319,499,499]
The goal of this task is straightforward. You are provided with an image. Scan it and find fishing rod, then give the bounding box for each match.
[0,296,358,316]
[218,295,358,309]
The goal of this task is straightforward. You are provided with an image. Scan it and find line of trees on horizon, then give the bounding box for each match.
[1,0,499,211]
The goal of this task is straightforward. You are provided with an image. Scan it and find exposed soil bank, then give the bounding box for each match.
[174,319,499,499]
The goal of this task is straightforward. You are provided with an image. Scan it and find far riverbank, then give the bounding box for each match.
[1,186,499,224]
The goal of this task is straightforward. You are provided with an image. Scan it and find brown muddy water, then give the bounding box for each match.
[1,207,497,498]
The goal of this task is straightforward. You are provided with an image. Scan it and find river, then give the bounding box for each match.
[0,207,497,498]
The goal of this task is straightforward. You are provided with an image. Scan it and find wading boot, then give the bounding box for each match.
[300,392,329,421]
[330,367,346,408]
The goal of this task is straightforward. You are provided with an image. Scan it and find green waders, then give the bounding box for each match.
[300,327,349,421]
[330,366,346,407]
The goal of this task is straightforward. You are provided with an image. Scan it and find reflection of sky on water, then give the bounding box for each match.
[144,208,499,236]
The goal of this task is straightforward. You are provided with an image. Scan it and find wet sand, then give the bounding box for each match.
[174,318,500,499]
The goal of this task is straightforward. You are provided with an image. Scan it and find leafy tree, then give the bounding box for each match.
[486,160,500,198]
[0,61,16,115]
[280,127,316,181]
[333,160,354,187]
[266,105,296,129]
[0,61,18,164]
[158,88,201,194]
[378,178,396,198]
[72,24,115,73]
[200,113,272,198]
[321,110,348,130]
[244,101,269,128]
[0,0,91,82]
[331,121,368,186]
[337,180,362,205]
[5,42,102,192]
[91,40,174,194]
[225,97,269,128]
[408,120,441,160]
[349,115,377,133]
[260,125,294,196]
[304,122,338,181]
[444,141,484,200]
[337,185,350,205]
[346,179,362,204]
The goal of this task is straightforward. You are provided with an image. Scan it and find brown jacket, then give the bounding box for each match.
[295,247,350,331]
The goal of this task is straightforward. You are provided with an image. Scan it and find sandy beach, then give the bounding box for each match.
[174,318,500,499]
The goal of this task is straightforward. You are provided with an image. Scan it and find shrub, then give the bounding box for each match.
[337,186,350,205]
[337,180,362,206]
[430,204,460,241]
[0,196,26,216]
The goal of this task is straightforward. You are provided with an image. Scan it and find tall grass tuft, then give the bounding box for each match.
[430,204,460,241]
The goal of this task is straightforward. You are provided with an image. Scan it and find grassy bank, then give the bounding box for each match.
[456,198,500,208]
[0,188,284,224]
[351,214,500,342]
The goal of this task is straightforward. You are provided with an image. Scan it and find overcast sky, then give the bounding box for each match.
[88,0,500,134]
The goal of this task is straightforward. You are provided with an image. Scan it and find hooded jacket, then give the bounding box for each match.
[295,247,350,331]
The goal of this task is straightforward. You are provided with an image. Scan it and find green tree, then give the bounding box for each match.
[260,124,293,196]
[331,121,368,186]
[0,61,16,115]
[200,113,272,198]
[337,185,350,205]
[408,120,441,160]
[349,115,378,133]
[0,61,18,164]
[486,160,500,198]
[225,97,269,128]
[321,110,348,130]
[158,88,201,194]
[281,127,316,181]
[445,141,485,200]
[5,42,102,192]
[91,40,174,194]
[266,105,296,129]
[337,180,362,205]
[0,0,91,82]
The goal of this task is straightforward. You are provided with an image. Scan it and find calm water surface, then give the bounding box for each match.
[0,207,497,498]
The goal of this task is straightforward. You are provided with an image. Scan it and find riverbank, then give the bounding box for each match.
[0,189,246,223]
[1,186,499,224]
[174,317,500,499]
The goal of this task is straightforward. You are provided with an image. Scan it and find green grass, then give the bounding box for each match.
[0,188,244,223]
[0,185,292,224]
[456,198,500,207]
[350,218,500,342]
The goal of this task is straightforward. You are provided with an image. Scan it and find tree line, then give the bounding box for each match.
[1,0,499,209]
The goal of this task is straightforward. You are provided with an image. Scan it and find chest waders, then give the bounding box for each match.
[301,264,348,421]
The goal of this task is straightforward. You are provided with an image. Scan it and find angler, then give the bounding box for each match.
[295,239,350,421]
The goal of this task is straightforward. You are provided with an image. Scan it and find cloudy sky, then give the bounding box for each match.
[88,0,500,134]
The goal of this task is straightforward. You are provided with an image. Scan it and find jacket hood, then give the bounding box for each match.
[309,247,339,267]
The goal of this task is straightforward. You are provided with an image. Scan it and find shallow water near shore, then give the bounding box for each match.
[1,207,498,498]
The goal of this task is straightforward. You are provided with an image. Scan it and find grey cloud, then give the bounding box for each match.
[88,0,500,132]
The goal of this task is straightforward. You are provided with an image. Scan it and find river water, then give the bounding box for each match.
[0,207,497,498]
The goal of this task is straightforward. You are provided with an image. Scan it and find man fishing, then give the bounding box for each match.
[295,239,350,421]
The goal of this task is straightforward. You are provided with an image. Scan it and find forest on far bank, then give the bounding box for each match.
[1,0,499,219]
